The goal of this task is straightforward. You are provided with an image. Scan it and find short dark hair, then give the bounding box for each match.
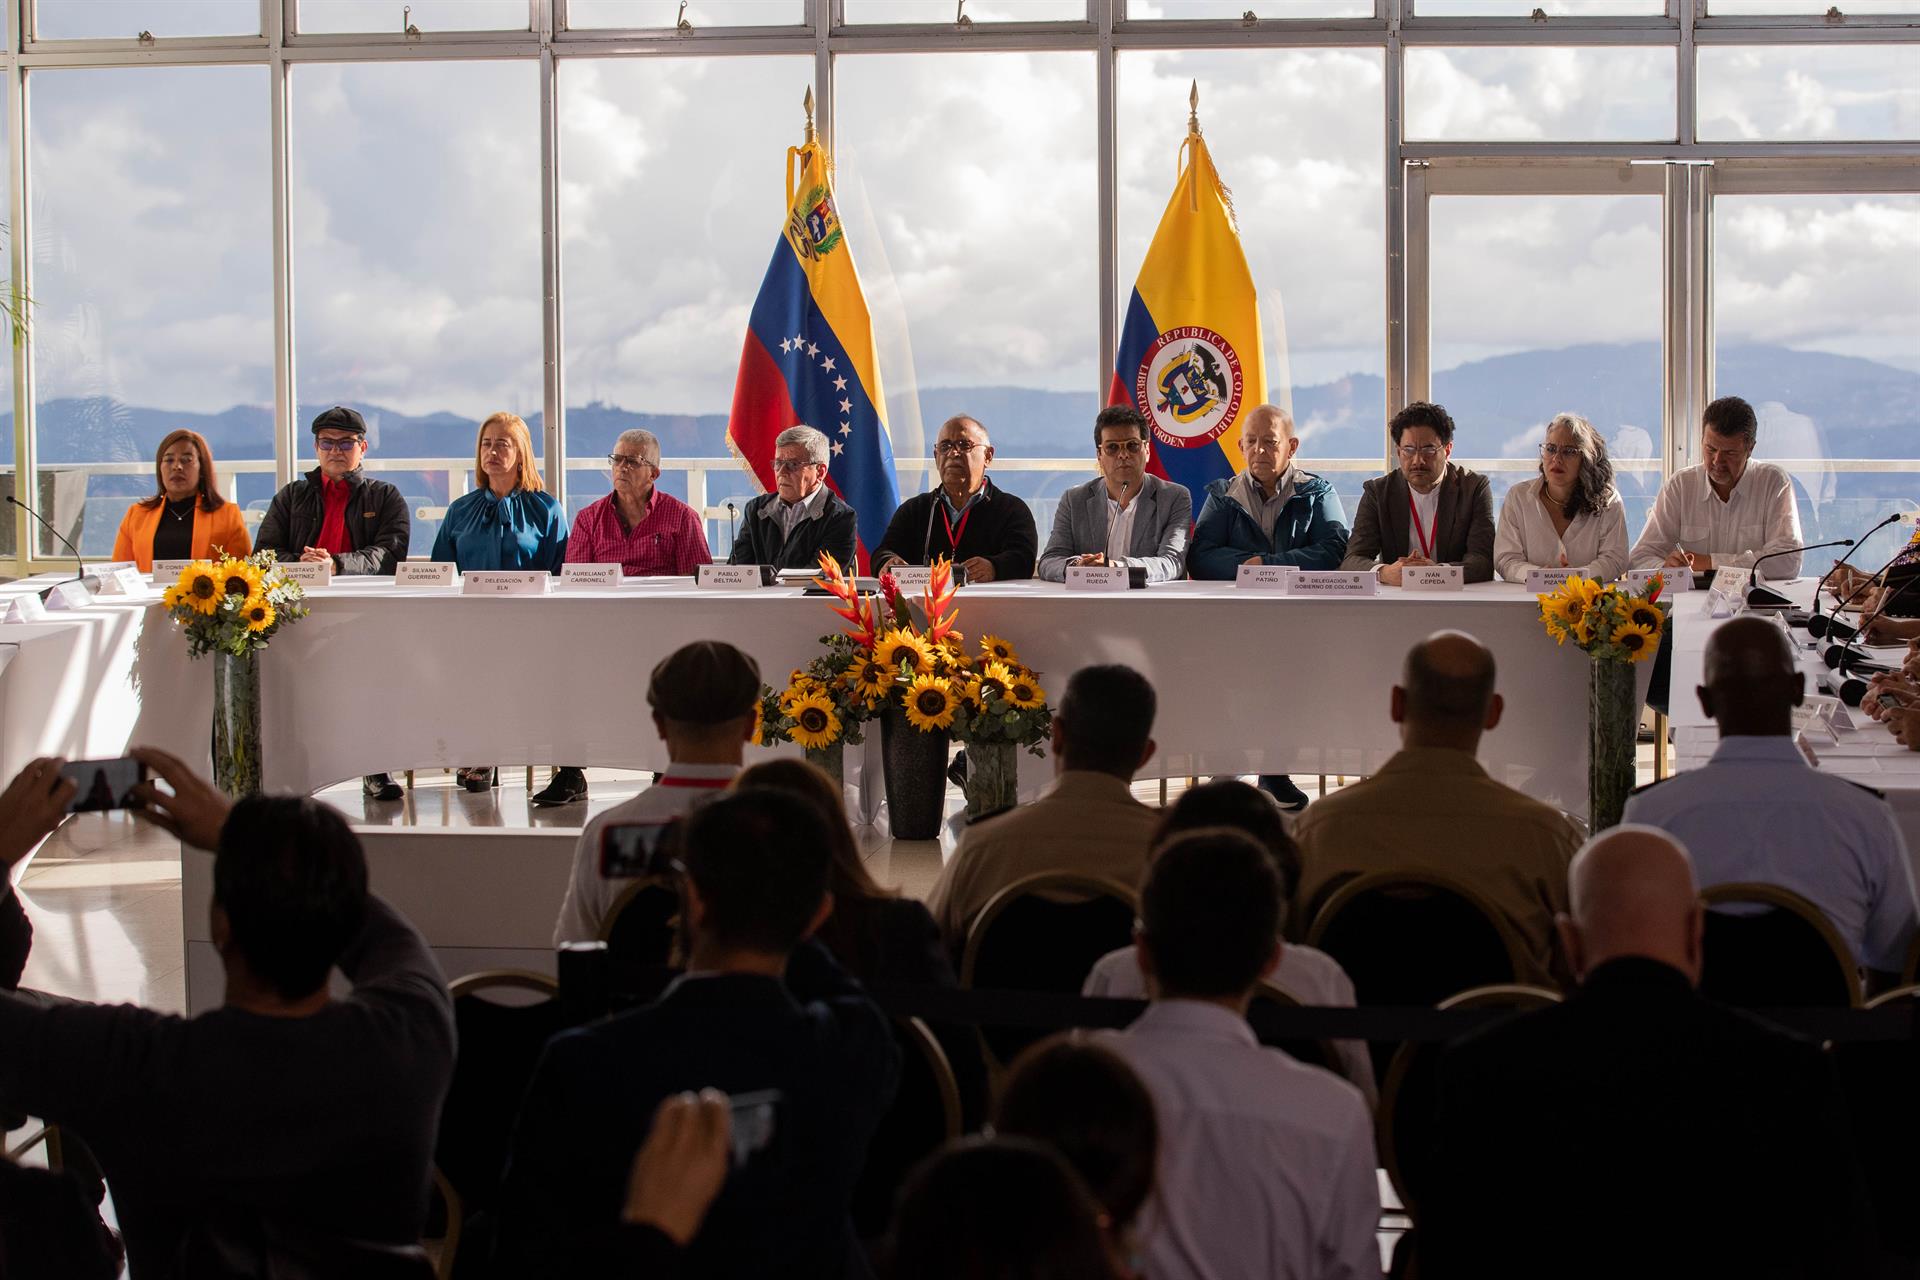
[995,1036,1158,1234]
[1152,778,1301,909]
[213,796,369,1002]
[1389,400,1456,447]
[1093,404,1149,449]
[647,640,760,726]
[680,788,832,955]
[1055,664,1156,778]
[1402,633,1497,727]
[884,1137,1114,1280]
[1139,829,1279,999]
[1702,395,1758,446]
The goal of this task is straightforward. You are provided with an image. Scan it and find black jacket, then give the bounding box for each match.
[256,467,411,576]
[727,489,858,571]
[872,477,1037,581]
[1423,957,1872,1279]
[1341,462,1496,583]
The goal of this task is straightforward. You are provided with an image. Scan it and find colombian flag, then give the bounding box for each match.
[1109,128,1268,496]
[727,132,900,573]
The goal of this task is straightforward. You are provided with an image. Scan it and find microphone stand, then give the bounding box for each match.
[1829,576,1918,707]
[1810,518,1906,640]
[1745,537,1853,610]
[5,494,102,602]
[726,502,737,557]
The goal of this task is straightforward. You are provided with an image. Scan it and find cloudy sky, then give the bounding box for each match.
[13,2,1919,470]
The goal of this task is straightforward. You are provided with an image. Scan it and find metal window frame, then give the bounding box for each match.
[7,0,1919,568]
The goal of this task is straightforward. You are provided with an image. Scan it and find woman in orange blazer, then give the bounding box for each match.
[111,429,252,571]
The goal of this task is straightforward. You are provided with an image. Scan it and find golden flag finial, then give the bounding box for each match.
[1188,80,1201,138]
[803,86,818,146]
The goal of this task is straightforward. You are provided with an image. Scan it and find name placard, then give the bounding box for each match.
[282,560,334,588]
[1622,566,1693,594]
[150,559,193,584]
[1402,563,1464,593]
[1235,563,1293,591]
[44,580,93,611]
[1525,568,1579,594]
[1065,564,1128,592]
[888,565,933,593]
[396,562,460,589]
[558,563,621,591]
[462,571,550,597]
[3,594,48,624]
[696,564,765,591]
[1287,571,1378,597]
[96,566,149,596]
[1710,565,1751,604]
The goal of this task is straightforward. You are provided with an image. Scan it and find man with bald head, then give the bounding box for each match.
[1424,827,1871,1278]
[872,414,1036,582]
[1624,616,1919,978]
[1292,631,1582,985]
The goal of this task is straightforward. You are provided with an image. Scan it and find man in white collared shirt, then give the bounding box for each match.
[1629,396,1804,580]
[1101,829,1379,1280]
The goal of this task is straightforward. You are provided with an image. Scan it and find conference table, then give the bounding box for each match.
[0,571,1651,821]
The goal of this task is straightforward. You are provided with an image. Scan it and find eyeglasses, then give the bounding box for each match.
[1099,440,1146,458]
[934,441,983,459]
[1539,443,1584,460]
[607,454,655,472]
[1396,444,1443,462]
[314,437,362,453]
[770,458,816,474]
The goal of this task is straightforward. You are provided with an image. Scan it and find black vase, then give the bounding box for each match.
[880,703,948,840]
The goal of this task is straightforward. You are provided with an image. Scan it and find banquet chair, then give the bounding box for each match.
[1833,985,1920,1274]
[959,872,1139,1072]
[1245,980,1341,1076]
[850,1015,964,1242]
[599,874,682,1005]
[1698,882,1860,1009]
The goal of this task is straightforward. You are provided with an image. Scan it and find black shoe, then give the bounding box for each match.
[362,773,403,802]
[532,766,588,808]
[1258,774,1310,812]
[458,766,496,793]
[946,749,969,789]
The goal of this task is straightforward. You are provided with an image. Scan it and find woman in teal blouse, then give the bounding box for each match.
[435,412,568,792]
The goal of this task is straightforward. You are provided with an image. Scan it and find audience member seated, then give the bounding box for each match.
[497,789,900,1278]
[554,640,758,945]
[0,747,454,1280]
[728,425,860,570]
[1082,780,1375,1105]
[873,414,1038,582]
[0,757,77,988]
[1037,404,1192,583]
[1423,826,1871,1279]
[1292,631,1582,987]
[1492,412,1629,584]
[1624,616,1919,979]
[994,1035,1158,1276]
[1342,400,1495,585]
[928,664,1159,945]
[565,427,713,577]
[112,429,253,571]
[1100,830,1378,1280]
[882,1137,1123,1280]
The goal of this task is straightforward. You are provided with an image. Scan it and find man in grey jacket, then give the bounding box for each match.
[1037,405,1192,583]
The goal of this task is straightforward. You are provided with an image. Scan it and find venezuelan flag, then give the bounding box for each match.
[1109,126,1268,497]
[727,130,900,573]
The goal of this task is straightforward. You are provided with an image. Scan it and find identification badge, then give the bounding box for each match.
[559,563,621,590]
[396,562,460,589]
[1234,564,1293,591]
[1287,571,1378,597]
[1526,568,1579,593]
[282,560,334,588]
[1402,564,1464,592]
[1065,565,1128,592]
[462,571,550,596]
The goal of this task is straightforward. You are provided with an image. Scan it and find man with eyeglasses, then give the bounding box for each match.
[1343,400,1496,586]
[257,406,414,803]
[565,427,713,579]
[727,425,857,571]
[1628,396,1802,581]
[1038,405,1192,583]
[873,414,1036,583]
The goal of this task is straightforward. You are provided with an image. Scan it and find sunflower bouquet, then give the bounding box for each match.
[161,551,309,659]
[1537,574,1668,664]
[753,635,876,754]
[949,633,1052,755]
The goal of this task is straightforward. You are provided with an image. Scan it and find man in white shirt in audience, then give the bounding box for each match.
[553,640,759,944]
[1624,616,1919,980]
[1629,395,1803,580]
[1102,828,1379,1280]
[927,664,1160,947]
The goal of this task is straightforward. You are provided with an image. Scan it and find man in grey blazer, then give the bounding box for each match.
[1343,400,1496,585]
[1038,404,1192,583]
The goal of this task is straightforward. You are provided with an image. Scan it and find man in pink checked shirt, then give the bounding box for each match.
[566,427,713,577]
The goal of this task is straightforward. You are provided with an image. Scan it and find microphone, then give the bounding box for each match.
[1807,514,1897,635]
[1745,538,1852,610]
[726,502,737,555]
[1810,520,1917,639]
[5,494,102,601]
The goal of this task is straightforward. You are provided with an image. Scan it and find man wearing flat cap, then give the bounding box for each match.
[553,640,762,945]
[257,406,415,801]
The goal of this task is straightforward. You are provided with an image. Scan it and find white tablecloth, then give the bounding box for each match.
[2,575,1649,819]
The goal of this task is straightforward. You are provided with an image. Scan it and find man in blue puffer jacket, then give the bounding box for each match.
[1189,403,1351,808]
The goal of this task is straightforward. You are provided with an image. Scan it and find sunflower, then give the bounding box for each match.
[242,598,276,632]
[218,558,263,602]
[176,562,222,616]
[845,655,892,705]
[779,677,825,714]
[161,585,184,610]
[1540,588,1586,639]
[786,692,843,750]
[875,629,934,677]
[1614,621,1659,662]
[902,675,960,732]
[750,699,767,745]
[1004,669,1046,710]
[979,634,1020,666]
[1627,601,1665,635]
[966,660,1016,708]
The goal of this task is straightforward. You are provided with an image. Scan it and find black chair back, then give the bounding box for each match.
[1699,884,1859,1009]
[178,1210,435,1280]
[851,1016,963,1241]
[601,876,681,1005]
[1834,986,1920,1267]
[1246,981,1340,1075]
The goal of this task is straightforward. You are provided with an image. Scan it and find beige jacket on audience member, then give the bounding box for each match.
[1291,747,1582,987]
[927,771,1161,944]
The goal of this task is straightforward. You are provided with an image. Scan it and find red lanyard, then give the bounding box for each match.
[657,774,731,790]
[1407,492,1435,559]
[941,501,973,552]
